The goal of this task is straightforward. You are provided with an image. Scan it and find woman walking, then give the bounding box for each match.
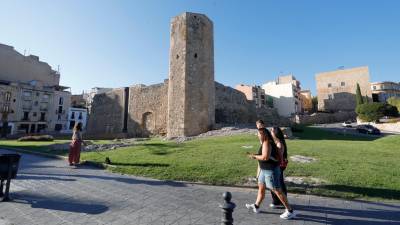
[69,122,84,166]
[269,126,288,208]
[246,121,295,220]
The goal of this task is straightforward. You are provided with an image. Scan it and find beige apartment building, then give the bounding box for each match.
[315,66,371,112]
[0,43,71,135]
[371,81,400,102]
[235,84,266,108]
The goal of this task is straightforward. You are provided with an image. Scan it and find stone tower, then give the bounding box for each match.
[167,12,215,138]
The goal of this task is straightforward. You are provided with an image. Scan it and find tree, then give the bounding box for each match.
[355,83,364,106]
[387,97,400,112]
[365,94,369,103]
[311,96,318,112]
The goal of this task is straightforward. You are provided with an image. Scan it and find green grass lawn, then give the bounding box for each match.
[0,128,399,201]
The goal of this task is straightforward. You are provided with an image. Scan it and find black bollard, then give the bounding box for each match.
[220,192,236,225]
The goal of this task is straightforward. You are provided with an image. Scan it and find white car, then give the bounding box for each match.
[342,121,352,128]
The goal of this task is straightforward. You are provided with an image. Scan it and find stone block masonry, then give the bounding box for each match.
[167,12,215,138]
[87,12,289,138]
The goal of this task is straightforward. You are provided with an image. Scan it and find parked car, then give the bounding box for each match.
[356,125,381,135]
[342,121,352,128]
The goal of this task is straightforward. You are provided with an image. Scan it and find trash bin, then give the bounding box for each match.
[0,154,21,201]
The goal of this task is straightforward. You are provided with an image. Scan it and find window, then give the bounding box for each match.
[33,112,37,117]
[78,112,83,120]
[23,112,29,120]
[34,101,39,106]
[23,91,32,97]
[58,106,63,114]
[328,83,332,88]
[69,121,76,130]
[2,105,9,113]
[59,97,63,105]
[5,92,11,102]
[328,94,333,100]
[71,112,75,119]
[57,115,61,120]
[40,112,46,121]
[341,82,345,87]
[373,86,376,90]
[19,124,29,133]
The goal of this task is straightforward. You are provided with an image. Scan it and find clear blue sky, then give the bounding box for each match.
[1,0,399,94]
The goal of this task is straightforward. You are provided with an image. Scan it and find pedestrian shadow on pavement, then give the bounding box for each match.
[12,192,108,214]
[351,199,400,210]
[293,204,400,225]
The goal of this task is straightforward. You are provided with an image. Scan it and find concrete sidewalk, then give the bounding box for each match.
[0,149,399,225]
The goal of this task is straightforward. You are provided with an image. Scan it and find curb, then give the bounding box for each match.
[0,146,67,160]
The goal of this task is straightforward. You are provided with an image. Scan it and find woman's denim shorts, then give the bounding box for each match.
[257,166,281,190]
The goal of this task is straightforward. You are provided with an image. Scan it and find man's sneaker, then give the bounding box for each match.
[245,203,260,213]
[280,209,296,220]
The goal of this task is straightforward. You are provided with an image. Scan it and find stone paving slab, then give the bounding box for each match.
[0,149,400,225]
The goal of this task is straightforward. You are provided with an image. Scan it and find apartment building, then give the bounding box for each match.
[234,84,266,108]
[315,66,371,112]
[65,107,88,132]
[0,43,71,135]
[262,74,302,117]
[371,81,400,102]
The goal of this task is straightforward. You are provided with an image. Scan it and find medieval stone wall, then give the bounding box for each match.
[295,111,357,125]
[86,88,127,138]
[127,81,168,137]
[215,82,288,126]
[215,82,256,124]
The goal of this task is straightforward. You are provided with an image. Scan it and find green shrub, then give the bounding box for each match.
[356,102,399,122]
[18,135,54,142]
[387,97,400,112]
[382,103,399,117]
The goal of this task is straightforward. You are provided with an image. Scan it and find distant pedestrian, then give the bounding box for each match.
[69,122,85,166]
[269,126,288,208]
[246,120,295,220]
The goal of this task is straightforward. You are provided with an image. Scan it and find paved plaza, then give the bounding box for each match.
[0,149,399,225]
